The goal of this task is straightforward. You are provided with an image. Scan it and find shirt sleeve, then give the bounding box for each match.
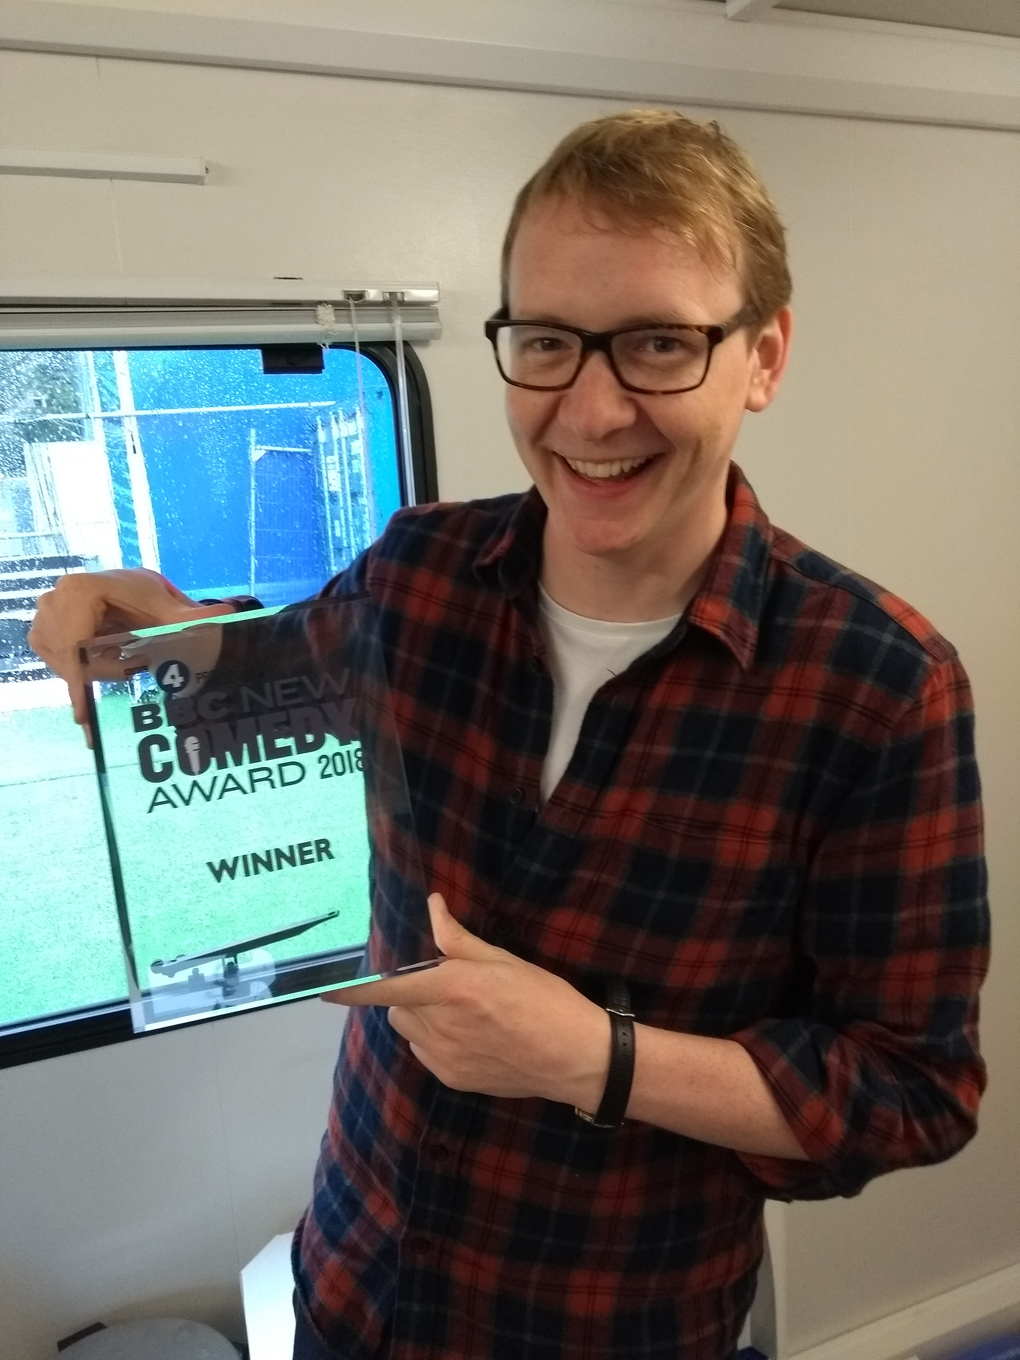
[210,552,372,680]
[730,653,989,1201]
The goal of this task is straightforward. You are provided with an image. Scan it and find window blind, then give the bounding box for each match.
[0,283,441,349]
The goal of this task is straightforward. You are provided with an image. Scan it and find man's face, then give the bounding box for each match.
[504,196,790,571]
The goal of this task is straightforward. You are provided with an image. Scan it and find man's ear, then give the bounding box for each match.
[745,306,793,413]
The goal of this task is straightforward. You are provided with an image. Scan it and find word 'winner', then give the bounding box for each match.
[132,671,357,786]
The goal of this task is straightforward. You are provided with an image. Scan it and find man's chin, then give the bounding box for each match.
[553,515,651,562]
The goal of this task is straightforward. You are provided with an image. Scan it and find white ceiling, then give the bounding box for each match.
[722,0,1020,39]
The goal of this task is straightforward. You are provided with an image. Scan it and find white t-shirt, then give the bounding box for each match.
[538,585,681,804]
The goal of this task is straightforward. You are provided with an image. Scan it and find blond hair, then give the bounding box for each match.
[501,109,791,324]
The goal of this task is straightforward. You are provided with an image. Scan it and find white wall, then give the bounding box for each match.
[0,1000,346,1355]
[0,15,1018,1360]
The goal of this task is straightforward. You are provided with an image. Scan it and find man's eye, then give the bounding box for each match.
[640,332,695,355]
[525,334,569,353]
[615,330,705,370]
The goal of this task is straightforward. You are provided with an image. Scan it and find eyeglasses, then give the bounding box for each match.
[484,304,758,396]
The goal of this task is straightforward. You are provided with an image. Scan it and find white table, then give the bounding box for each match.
[241,1233,296,1360]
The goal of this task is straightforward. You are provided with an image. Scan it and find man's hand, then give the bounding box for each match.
[329,893,611,1110]
[330,896,810,1155]
[28,567,227,737]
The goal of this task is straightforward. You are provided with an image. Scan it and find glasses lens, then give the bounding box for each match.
[496,325,582,388]
[611,328,710,392]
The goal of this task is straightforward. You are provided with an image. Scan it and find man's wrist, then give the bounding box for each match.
[196,594,262,614]
[566,1007,613,1116]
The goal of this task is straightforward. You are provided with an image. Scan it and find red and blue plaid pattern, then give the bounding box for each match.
[289,466,988,1360]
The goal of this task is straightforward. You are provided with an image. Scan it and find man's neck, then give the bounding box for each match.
[539,504,727,623]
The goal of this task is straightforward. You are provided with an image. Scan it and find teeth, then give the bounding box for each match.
[562,455,652,480]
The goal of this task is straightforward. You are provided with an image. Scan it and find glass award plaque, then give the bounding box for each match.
[81,595,434,1033]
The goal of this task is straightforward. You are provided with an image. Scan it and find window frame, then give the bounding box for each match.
[0,337,438,1070]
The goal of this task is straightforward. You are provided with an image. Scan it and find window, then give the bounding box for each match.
[0,330,436,1067]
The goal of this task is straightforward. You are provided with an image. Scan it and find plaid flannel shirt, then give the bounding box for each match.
[288,465,988,1360]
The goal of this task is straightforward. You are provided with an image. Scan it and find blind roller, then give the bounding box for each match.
[0,283,441,348]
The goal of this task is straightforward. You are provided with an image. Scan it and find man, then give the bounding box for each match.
[30,111,989,1360]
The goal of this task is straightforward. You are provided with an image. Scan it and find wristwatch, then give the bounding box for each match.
[575,979,635,1129]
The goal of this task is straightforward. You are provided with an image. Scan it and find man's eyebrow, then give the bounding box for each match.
[510,312,708,329]
[618,314,708,329]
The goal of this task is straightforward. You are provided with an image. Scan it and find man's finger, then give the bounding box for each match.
[322,968,449,1009]
[386,1004,428,1046]
[427,892,506,963]
[68,680,90,733]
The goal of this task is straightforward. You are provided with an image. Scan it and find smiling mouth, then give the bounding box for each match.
[559,454,656,482]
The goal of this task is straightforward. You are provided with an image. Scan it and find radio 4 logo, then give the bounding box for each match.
[155,658,191,693]
[129,671,359,812]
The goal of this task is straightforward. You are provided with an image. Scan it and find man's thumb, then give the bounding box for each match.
[427,892,502,961]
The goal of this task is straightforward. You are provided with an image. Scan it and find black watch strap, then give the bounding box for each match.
[575,980,635,1129]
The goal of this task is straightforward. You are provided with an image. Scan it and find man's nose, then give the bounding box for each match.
[555,350,637,437]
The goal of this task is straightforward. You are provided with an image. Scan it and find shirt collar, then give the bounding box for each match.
[474,486,547,607]
[473,465,772,670]
[685,463,772,671]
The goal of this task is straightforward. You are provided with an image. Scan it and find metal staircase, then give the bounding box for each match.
[0,555,87,682]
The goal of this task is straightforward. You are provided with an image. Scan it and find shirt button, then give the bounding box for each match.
[428,1143,451,1163]
[406,1236,431,1256]
[492,916,514,941]
[508,786,525,805]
